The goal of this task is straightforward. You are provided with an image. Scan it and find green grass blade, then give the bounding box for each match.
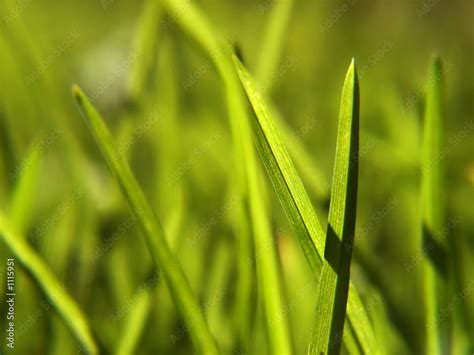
[233,54,325,271]
[72,85,220,355]
[309,60,359,355]
[254,0,329,202]
[421,57,448,355]
[422,57,445,236]
[279,115,330,201]
[158,1,294,353]
[115,288,152,355]
[249,171,294,355]
[255,0,294,88]
[9,140,42,235]
[0,213,99,355]
[128,0,163,101]
[232,55,378,355]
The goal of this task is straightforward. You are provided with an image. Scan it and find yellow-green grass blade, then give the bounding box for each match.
[421,57,449,355]
[158,1,294,353]
[128,0,163,101]
[309,60,359,355]
[248,168,294,355]
[232,55,378,355]
[233,54,325,271]
[8,139,42,235]
[0,213,99,355]
[115,288,152,355]
[278,113,330,202]
[158,2,255,349]
[72,85,220,355]
[255,0,294,88]
[254,0,329,202]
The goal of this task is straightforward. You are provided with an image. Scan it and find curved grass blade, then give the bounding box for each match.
[232,55,378,355]
[72,85,220,355]
[0,213,99,355]
[309,60,359,355]
[421,57,449,355]
[158,1,294,353]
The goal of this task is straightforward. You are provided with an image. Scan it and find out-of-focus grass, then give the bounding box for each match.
[0,1,473,354]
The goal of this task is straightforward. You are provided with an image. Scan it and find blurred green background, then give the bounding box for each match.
[0,0,473,354]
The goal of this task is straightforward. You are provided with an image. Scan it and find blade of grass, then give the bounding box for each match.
[72,85,219,355]
[158,1,294,353]
[309,60,359,355]
[343,320,363,355]
[115,288,152,355]
[421,56,449,355]
[255,0,294,88]
[232,55,378,355]
[128,0,163,102]
[232,54,325,269]
[0,213,99,355]
[8,139,42,235]
[254,0,329,202]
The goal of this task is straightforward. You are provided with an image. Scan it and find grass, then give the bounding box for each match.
[233,55,377,354]
[309,60,359,355]
[0,1,472,355]
[0,214,99,354]
[421,57,448,355]
[72,85,219,355]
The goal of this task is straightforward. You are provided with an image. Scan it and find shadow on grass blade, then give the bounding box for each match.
[309,59,359,355]
[232,55,378,355]
[421,56,449,355]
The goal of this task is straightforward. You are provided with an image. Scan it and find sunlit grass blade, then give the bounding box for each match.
[309,60,359,355]
[0,213,99,355]
[249,174,294,355]
[158,1,294,353]
[233,54,325,271]
[255,0,294,88]
[158,1,255,349]
[72,85,220,355]
[232,55,378,354]
[254,0,329,202]
[8,139,42,235]
[128,0,162,101]
[115,288,152,355]
[421,56,449,355]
